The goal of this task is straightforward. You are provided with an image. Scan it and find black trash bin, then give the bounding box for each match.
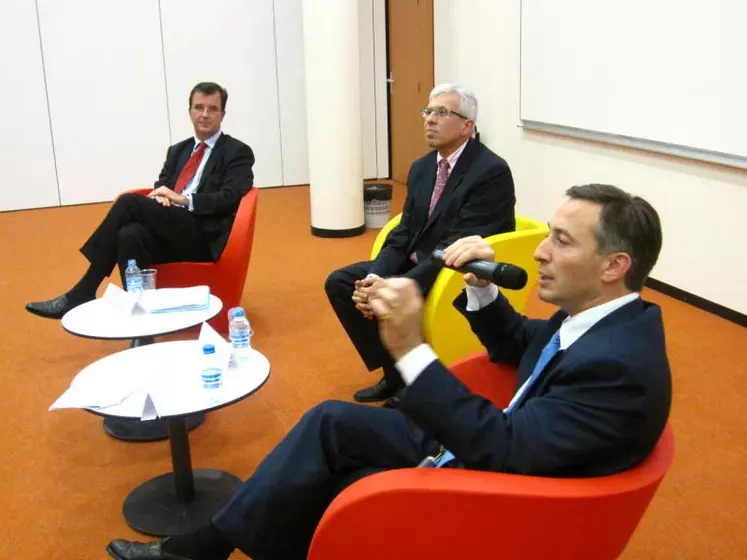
[363,183,393,229]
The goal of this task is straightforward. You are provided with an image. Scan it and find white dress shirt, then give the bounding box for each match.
[437,137,469,178]
[396,287,640,385]
[182,129,222,211]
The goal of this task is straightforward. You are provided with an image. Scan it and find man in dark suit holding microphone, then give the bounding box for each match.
[108,184,671,560]
[326,84,516,406]
[25,82,254,319]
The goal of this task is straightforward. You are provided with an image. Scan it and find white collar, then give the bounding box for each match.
[436,138,469,169]
[558,292,640,350]
[193,130,222,150]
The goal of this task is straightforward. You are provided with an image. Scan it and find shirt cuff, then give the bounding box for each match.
[465,283,500,311]
[186,193,194,212]
[395,343,438,385]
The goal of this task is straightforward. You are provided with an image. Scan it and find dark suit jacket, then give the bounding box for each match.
[400,292,672,477]
[369,139,515,293]
[154,133,255,260]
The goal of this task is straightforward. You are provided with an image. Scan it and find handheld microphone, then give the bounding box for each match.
[431,249,528,290]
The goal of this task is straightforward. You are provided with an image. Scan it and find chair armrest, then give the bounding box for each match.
[120,188,152,197]
[422,219,549,365]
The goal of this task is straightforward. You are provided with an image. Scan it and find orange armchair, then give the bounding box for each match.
[126,188,259,332]
[308,352,674,560]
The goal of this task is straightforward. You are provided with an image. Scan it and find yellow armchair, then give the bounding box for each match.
[370,214,548,365]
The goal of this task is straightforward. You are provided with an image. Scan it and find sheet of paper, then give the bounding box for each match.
[136,286,210,314]
[101,283,138,317]
[49,377,143,411]
[140,394,158,421]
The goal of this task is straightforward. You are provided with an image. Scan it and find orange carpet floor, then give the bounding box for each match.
[0,183,745,559]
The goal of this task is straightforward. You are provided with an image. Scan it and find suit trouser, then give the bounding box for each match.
[80,193,213,283]
[212,400,439,560]
[325,261,403,383]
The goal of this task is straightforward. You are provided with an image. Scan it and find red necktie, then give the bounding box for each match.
[174,142,207,194]
[428,158,451,216]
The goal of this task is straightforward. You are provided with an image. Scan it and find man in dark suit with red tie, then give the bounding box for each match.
[325,84,516,406]
[25,82,255,319]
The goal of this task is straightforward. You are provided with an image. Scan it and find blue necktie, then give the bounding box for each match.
[504,330,561,414]
[430,330,561,469]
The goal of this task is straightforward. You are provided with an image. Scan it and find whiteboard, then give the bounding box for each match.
[520,0,747,166]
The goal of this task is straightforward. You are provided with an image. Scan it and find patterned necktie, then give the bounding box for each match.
[409,158,452,263]
[428,158,451,216]
[428,330,562,470]
[174,142,207,194]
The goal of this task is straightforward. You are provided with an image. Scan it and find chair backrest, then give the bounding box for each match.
[369,212,402,260]
[369,212,548,365]
[215,188,259,297]
[426,215,548,365]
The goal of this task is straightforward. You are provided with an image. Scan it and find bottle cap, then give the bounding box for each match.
[231,308,246,318]
[202,344,216,354]
[127,259,137,266]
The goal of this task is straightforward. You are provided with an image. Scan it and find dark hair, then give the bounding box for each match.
[189,82,228,111]
[566,184,662,292]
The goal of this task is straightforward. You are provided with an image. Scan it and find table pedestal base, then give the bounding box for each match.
[123,469,242,536]
[103,413,205,442]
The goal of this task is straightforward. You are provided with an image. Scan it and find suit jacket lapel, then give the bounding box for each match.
[195,133,226,192]
[421,138,480,230]
[417,151,438,209]
[175,140,195,179]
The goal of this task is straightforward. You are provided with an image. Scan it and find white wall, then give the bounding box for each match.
[434,0,747,314]
[161,0,283,187]
[0,0,59,212]
[1,0,389,210]
[37,0,170,205]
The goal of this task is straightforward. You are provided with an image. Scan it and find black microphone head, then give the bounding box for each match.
[495,263,528,290]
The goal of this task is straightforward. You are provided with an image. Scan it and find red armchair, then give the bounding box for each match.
[127,188,259,332]
[308,351,675,560]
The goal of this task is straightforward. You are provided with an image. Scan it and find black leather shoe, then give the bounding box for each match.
[382,387,405,409]
[107,538,194,560]
[353,377,400,403]
[25,294,76,320]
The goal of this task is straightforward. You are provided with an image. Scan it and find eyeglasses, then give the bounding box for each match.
[420,106,469,120]
[192,104,222,115]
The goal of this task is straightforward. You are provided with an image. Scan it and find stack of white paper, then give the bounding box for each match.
[136,285,210,314]
[49,322,234,421]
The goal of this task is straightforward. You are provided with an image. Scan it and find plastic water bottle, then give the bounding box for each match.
[229,308,252,363]
[200,344,222,390]
[227,306,244,324]
[124,259,143,293]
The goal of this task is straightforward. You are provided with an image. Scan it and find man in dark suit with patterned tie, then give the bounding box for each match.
[107,184,671,560]
[25,82,255,319]
[325,84,516,406]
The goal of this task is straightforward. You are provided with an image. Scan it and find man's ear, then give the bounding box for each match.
[601,252,632,284]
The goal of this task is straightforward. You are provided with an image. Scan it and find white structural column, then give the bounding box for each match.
[303,0,364,237]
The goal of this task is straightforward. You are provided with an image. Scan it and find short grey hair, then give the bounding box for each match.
[429,84,478,121]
